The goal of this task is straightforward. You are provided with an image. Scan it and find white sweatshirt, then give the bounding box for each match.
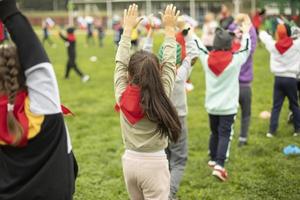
[259,31,300,78]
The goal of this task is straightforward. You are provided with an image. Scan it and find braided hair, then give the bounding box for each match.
[0,43,25,145]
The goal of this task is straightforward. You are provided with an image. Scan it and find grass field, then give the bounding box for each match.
[43,32,300,200]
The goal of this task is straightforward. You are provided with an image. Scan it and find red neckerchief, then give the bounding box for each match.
[0,21,4,42]
[0,91,73,147]
[208,50,233,76]
[115,85,144,125]
[231,40,241,53]
[0,91,29,146]
[67,33,76,42]
[275,37,293,55]
[176,32,186,60]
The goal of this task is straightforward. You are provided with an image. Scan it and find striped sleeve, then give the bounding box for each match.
[5,13,61,115]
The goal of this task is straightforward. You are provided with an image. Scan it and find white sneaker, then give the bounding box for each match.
[266,133,274,138]
[293,133,299,137]
[208,160,216,168]
[82,75,90,83]
[212,165,228,182]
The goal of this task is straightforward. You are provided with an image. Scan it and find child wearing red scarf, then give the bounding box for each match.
[114,4,181,199]
[59,27,90,82]
[260,23,300,137]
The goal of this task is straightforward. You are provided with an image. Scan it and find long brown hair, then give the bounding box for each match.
[0,43,25,146]
[128,50,181,142]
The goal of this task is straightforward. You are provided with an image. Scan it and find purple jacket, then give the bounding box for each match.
[239,26,257,85]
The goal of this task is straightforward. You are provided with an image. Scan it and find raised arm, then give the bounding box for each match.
[259,30,275,52]
[232,15,252,67]
[160,5,180,97]
[114,4,140,103]
[176,34,199,81]
[59,31,68,41]
[0,0,61,115]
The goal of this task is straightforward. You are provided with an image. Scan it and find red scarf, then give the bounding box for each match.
[67,33,76,42]
[0,21,4,42]
[0,91,73,147]
[0,91,29,146]
[231,40,241,53]
[208,50,233,76]
[275,37,293,55]
[115,85,144,125]
[176,32,186,60]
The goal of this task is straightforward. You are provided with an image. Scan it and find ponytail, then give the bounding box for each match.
[128,50,181,142]
[0,44,24,146]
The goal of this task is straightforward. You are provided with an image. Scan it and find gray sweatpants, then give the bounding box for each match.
[166,116,188,199]
[238,85,252,142]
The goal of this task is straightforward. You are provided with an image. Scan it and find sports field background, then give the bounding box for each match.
[42,32,300,200]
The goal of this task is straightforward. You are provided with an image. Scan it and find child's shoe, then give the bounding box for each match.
[212,165,228,182]
[287,112,294,124]
[266,132,274,138]
[82,75,90,83]
[208,160,216,168]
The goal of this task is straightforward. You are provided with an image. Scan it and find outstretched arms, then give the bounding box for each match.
[114,4,141,103]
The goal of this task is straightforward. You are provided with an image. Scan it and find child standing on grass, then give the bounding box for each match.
[0,1,77,199]
[142,21,199,200]
[195,17,251,181]
[114,4,181,199]
[233,14,258,147]
[59,27,90,82]
[260,23,300,137]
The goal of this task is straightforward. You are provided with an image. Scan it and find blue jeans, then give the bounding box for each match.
[209,114,235,167]
[269,76,300,133]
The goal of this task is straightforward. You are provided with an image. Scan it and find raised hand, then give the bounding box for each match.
[123,4,142,37]
[236,14,251,34]
[161,4,180,37]
[0,0,19,22]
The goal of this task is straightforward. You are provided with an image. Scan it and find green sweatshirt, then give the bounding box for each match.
[196,33,251,115]
[114,35,177,152]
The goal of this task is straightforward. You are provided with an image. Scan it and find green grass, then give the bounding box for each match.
[43,33,300,200]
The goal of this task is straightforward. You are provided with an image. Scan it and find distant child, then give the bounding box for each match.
[85,16,95,45]
[114,4,181,199]
[113,22,123,47]
[95,18,105,47]
[232,14,258,147]
[195,18,251,181]
[42,18,54,46]
[201,12,218,51]
[130,27,139,51]
[59,27,90,82]
[219,4,234,30]
[142,20,199,200]
[260,23,300,137]
[0,1,77,199]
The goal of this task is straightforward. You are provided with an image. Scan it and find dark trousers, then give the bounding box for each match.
[239,85,252,141]
[65,58,84,79]
[166,117,188,198]
[209,114,235,167]
[270,76,300,133]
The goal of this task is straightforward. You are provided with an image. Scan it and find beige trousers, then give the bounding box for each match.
[122,150,170,200]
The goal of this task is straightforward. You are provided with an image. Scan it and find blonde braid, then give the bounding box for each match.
[0,44,24,146]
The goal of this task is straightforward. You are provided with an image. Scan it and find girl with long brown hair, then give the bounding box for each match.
[0,1,77,199]
[114,4,181,199]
